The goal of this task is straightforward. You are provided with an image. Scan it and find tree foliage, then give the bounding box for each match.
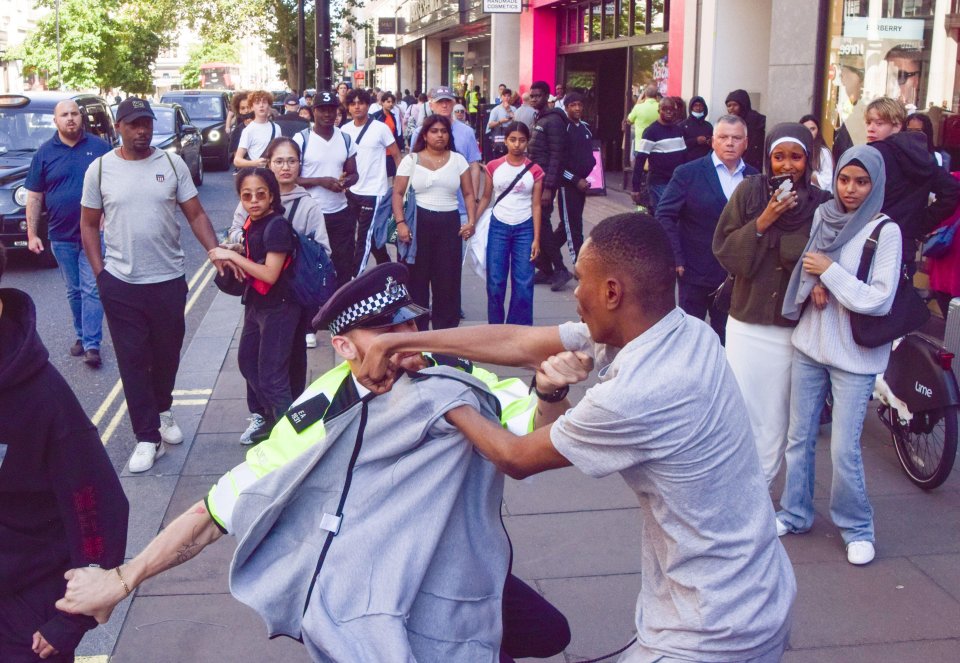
[180,41,242,89]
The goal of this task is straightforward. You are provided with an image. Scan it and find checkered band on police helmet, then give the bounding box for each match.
[328,276,410,334]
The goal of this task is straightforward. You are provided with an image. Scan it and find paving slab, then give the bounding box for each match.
[505,509,643,580]
[908,552,960,603]
[504,467,637,516]
[119,475,179,558]
[181,432,248,476]
[783,638,960,662]
[197,397,250,434]
[789,558,960,649]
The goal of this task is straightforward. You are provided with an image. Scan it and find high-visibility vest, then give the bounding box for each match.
[206,357,535,533]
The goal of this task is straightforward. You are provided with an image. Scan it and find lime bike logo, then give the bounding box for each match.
[915,381,933,398]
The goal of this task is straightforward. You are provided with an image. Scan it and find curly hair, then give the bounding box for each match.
[247,90,275,107]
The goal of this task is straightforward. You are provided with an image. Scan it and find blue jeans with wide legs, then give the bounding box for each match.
[486,215,535,325]
[777,350,876,544]
[50,238,103,351]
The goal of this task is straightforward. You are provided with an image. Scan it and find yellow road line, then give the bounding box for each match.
[76,656,109,663]
[172,398,209,406]
[184,264,216,316]
[172,388,213,395]
[101,402,127,446]
[91,379,123,427]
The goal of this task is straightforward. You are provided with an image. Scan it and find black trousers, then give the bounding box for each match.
[534,194,567,277]
[324,206,358,288]
[0,573,76,662]
[238,300,301,424]
[408,207,462,330]
[98,271,186,443]
[679,281,728,345]
[500,574,571,661]
[556,184,586,263]
[247,305,310,417]
[347,191,390,278]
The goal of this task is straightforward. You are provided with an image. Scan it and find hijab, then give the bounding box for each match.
[757,122,823,235]
[781,144,887,320]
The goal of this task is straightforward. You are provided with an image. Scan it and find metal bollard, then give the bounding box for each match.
[944,298,960,375]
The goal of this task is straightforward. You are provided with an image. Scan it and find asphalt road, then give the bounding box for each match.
[1,167,239,473]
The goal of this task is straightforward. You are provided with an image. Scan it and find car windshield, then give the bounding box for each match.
[163,96,223,121]
[0,109,56,154]
[152,108,176,134]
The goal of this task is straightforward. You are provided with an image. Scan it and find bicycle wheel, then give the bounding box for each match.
[889,404,959,489]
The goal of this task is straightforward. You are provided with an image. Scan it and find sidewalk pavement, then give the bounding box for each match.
[83,189,960,662]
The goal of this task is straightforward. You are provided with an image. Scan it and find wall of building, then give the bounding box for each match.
[765,0,822,127]
[490,13,520,91]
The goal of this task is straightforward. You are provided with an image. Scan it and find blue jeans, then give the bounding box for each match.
[486,215,534,325]
[50,238,103,351]
[777,351,876,544]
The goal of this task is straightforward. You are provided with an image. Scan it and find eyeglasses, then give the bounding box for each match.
[271,158,300,168]
[896,69,920,85]
[240,190,270,202]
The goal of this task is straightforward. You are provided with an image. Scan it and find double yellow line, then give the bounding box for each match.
[93,263,218,445]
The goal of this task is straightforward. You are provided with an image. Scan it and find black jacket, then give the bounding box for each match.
[871,131,960,261]
[275,112,310,138]
[680,96,713,162]
[563,120,594,183]
[528,107,569,190]
[0,289,128,653]
[726,90,765,170]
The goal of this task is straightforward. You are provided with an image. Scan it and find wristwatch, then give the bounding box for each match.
[529,375,569,403]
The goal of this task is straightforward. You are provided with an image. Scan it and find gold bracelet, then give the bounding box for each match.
[115,566,131,596]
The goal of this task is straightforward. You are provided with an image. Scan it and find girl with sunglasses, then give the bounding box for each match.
[211,169,301,445]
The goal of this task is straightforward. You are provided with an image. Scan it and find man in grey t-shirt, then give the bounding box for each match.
[359,213,796,662]
[80,98,232,474]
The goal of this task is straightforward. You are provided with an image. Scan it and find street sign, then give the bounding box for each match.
[482,0,522,13]
[375,46,396,66]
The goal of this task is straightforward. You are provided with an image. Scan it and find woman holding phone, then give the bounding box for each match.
[713,123,831,485]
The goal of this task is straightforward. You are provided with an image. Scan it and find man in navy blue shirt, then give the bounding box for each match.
[25,100,111,367]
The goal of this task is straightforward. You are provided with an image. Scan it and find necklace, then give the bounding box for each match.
[423,150,448,169]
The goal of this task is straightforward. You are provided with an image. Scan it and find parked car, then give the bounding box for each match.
[0,91,117,267]
[160,90,232,170]
[149,103,204,186]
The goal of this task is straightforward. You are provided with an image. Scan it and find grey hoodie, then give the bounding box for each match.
[229,366,510,662]
[229,185,331,255]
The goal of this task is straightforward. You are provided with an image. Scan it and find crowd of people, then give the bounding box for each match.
[3,74,960,663]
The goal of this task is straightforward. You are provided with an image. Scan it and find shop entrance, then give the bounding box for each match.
[562,48,629,171]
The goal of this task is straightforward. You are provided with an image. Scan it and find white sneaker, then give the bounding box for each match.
[846,541,876,565]
[239,413,267,445]
[129,441,164,473]
[159,410,183,445]
[775,518,790,537]
[305,333,318,348]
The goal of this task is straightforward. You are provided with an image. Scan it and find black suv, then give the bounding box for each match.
[0,92,118,267]
[160,90,232,170]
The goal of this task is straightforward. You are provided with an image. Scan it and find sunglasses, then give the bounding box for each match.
[896,69,920,85]
[240,190,270,202]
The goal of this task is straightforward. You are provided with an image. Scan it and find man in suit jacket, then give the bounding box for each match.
[656,114,757,344]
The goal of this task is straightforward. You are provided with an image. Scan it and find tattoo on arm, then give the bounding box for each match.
[172,525,205,567]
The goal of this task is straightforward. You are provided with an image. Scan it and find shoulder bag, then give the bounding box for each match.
[922,219,960,259]
[850,219,930,348]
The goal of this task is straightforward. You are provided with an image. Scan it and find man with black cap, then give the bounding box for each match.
[275,94,310,137]
[295,90,360,286]
[555,91,593,267]
[56,263,569,663]
[79,97,233,474]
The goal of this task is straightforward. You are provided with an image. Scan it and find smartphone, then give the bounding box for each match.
[769,174,794,201]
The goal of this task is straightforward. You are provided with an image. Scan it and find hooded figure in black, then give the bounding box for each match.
[869,129,960,270]
[681,96,713,161]
[0,243,128,660]
[726,89,766,170]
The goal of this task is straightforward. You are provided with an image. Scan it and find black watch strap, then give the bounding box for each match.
[529,375,570,403]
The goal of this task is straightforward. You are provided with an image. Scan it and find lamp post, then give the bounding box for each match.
[297,0,306,94]
[55,0,62,87]
[315,0,332,91]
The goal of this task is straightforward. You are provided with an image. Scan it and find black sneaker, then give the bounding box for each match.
[70,340,84,357]
[550,269,573,292]
[83,349,102,368]
[534,270,553,285]
[250,418,274,444]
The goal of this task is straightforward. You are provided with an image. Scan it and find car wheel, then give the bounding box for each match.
[193,151,204,186]
[216,146,231,170]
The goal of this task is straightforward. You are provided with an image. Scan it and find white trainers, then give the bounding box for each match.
[239,413,267,445]
[846,541,876,566]
[305,333,318,348]
[129,441,164,473]
[159,410,183,445]
[775,518,790,537]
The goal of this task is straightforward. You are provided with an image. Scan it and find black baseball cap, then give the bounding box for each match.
[115,97,156,123]
[284,94,300,107]
[312,90,339,107]
[313,264,428,335]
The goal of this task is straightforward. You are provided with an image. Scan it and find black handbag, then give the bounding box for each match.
[214,263,247,297]
[710,274,735,314]
[849,220,930,348]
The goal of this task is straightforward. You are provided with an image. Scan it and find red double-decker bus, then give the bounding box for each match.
[200,63,240,90]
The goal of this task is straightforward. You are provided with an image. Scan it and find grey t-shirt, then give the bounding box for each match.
[81,149,198,284]
[552,310,796,662]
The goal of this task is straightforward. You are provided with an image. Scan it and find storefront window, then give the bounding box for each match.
[618,0,630,38]
[603,0,615,40]
[650,0,668,32]
[633,0,647,36]
[631,42,669,100]
[590,2,602,41]
[580,5,589,43]
[559,0,670,45]
[821,0,945,149]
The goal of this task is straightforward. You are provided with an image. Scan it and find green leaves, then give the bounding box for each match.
[180,41,241,89]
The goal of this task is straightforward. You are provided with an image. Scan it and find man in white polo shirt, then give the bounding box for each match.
[342,88,402,276]
[295,90,360,287]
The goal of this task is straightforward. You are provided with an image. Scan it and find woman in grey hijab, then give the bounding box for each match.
[775,145,902,567]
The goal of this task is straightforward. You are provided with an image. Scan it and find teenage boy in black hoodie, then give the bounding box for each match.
[556,92,594,274]
[0,242,128,661]
[681,96,712,161]
[865,97,960,274]
[725,89,765,170]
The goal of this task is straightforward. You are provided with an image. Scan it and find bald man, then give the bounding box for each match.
[25,100,112,367]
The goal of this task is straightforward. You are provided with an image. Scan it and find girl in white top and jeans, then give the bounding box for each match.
[777,145,901,566]
[393,114,477,329]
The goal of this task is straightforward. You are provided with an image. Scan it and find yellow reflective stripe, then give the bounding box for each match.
[207,462,259,534]
[502,393,537,435]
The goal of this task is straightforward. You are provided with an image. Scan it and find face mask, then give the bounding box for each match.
[692,111,705,119]
[240,112,255,121]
